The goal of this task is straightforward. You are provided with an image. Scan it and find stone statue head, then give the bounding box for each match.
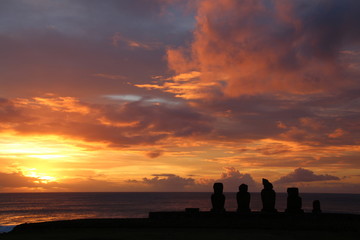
[213,182,223,194]
[239,183,248,192]
[262,178,273,189]
[287,187,299,196]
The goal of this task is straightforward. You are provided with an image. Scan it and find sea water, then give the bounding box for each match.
[0,192,359,227]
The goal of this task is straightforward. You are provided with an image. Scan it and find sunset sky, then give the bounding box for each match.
[1,0,360,193]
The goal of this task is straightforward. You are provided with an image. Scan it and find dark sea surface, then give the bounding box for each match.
[0,192,359,226]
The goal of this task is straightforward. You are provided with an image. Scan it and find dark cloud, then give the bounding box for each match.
[188,89,360,147]
[102,100,213,138]
[151,174,176,177]
[126,168,259,192]
[215,167,260,191]
[146,150,164,158]
[0,172,38,188]
[0,171,60,190]
[128,174,195,191]
[255,143,292,155]
[275,168,340,184]
[0,98,25,124]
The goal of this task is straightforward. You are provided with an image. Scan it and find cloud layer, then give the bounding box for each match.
[0,96,212,147]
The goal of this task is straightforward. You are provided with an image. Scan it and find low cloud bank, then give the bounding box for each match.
[275,168,340,184]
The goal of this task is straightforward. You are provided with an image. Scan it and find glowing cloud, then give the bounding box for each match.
[166,0,360,97]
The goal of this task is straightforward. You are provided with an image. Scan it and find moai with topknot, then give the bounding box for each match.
[261,178,277,213]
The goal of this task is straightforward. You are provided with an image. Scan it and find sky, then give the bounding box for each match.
[0,0,360,193]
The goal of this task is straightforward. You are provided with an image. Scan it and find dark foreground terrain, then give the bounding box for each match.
[1,212,359,240]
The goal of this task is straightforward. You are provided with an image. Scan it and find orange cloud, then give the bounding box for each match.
[135,71,222,99]
[166,0,360,97]
[0,95,213,147]
[112,32,158,50]
[328,128,346,139]
[0,171,62,192]
[92,73,127,80]
[14,95,90,114]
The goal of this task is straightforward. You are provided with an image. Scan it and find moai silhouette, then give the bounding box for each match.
[312,200,322,214]
[261,178,277,213]
[285,187,304,213]
[237,184,251,213]
[211,182,225,213]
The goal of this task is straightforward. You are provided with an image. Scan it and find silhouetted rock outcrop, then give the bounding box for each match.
[211,182,225,213]
[237,184,251,213]
[285,187,304,214]
[261,179,277,213]
[312,200,322,214]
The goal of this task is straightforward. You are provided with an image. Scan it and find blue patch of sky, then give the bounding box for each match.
[104,94,180,105]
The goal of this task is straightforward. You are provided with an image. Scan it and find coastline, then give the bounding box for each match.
[2,212,359,240]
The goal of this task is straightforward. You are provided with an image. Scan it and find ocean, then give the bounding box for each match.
[0,192,359,227]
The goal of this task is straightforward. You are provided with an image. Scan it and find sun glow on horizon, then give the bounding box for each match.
[24,169,57,184]
[0,133,95,160]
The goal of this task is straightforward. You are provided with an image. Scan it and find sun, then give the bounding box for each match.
[24,169,57,184]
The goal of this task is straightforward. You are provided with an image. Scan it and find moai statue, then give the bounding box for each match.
[211,182,225,213]
[237,184,251,213]
[312,200,322,214]
[261,178,277,213]
[285,187,304,214]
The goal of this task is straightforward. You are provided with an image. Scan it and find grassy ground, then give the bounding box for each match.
[1,228,359,240]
